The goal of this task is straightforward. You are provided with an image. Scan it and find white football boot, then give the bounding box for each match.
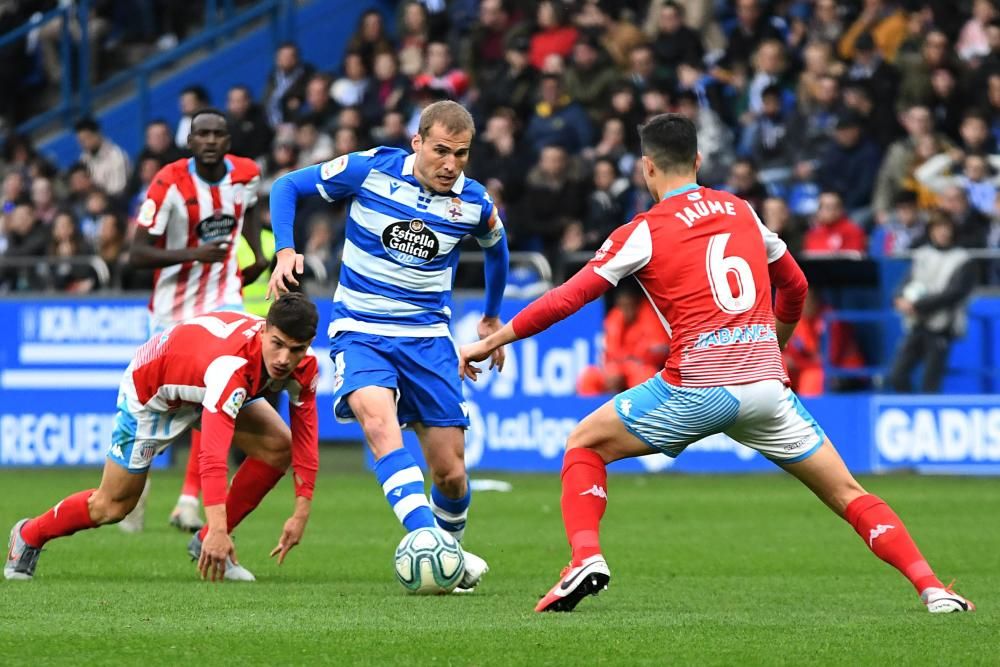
[187,532,256,582]
[5,519,41,581]
[454,549,489,593]
[169,495,205,533]
[921,584,975,613]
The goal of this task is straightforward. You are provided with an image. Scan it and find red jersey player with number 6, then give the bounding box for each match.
[460,114,974,615]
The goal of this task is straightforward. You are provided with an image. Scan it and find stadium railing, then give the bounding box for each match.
[1,0,296,138]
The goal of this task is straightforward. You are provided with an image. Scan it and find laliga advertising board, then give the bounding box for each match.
[1,297,999,475]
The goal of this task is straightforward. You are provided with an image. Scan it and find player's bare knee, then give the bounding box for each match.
[361,415,397,451]
[430,466,466,496]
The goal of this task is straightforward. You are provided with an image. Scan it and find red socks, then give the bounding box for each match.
[560,448,608,565]
[198,458,285,540]
[21,489,98,548]
[181,430,203,498]
[844,494,943,594]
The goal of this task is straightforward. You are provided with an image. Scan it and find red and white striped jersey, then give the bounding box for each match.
[136,156,260,331]
[588,185,789,387]
[127,311,319,502]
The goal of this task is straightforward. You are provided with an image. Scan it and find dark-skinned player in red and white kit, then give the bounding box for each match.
[460,114,974,615]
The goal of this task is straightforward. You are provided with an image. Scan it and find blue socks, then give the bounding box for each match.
[431,482,471,542]
[374,449,435,531]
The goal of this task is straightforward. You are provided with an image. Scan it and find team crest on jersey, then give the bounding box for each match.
[138,198,156,226]
[382,219,440,266]
[448,197,463,220]
[222,387,247,419]
[594,238,613,261]
[321,155,348,180]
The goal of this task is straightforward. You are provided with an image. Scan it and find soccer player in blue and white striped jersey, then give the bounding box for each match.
[267,101,509,591]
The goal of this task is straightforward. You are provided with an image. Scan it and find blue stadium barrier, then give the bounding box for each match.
[2,296,998,475]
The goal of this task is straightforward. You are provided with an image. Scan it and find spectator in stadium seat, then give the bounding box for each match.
[529,1,578,71]
[937,184,992,248]
[346,9,393,72]
[957,0,997,62]
[872,189,927,256]
[476,36,537,120]
[576,286,670,396]
[762,196,805,257]
[956,109,997,154]
[74,117,129,198]
[295,75,338,132]
[873,105,952,223]
[467,108,528,203]
[397,1,430,75]
[174,85,210,149]
[790,73,843,166]
[897,30,954,110]
[333,127,361,156]
[605,83,645,151]
[264,43,315,127]
[927,66,966,143]
[331,52,370,109]
[413,42,470,100]
[29,176,57,227]
[797,41,845,116]
[513,144,586,261]
[722,158,768,212]
[719,0,784,76]
[259,140,300,196]
[674,90,734,187]
[136,120,184,173]
[525,74,594,156]
[1,171,25,220]
[96,211,127,285]
[623,44,672,96]
[63,163,94,222]
[226,85,275,160]
[370,110,412,151]
[916,151,1000,217]
[838,0,907,63]
[127,156,162,222]
[888,213,977,392]
[459,0,530,92]
[1,199,48,289]
[563,37,620,126]
[799,0,845,48]
[740,84,798,186]
[79,189,111,246]
[361,53,411,128]
[742,40,792,119]
[49,211,96,293]
[803,191,867,256]
[816,112,882,216]
[842,80,900,149]
[571,156,630,252]
[293,115,334,169]
[582,116,637,183]
[650,2,704,75]
[844,32,900,115]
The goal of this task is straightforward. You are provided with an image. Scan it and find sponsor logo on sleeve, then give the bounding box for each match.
[137,199,156,226]
[222,387,248,419]
[320,155,348,180]
[593,238,613,261]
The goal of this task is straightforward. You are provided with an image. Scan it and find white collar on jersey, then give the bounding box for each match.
[402,152,466,195]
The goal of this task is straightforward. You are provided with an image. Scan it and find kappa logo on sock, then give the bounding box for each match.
[580,485,607,499]
[869,523,896,546]
[52,500,64,518]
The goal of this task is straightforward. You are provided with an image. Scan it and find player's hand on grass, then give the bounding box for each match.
[459,340,494,381]
[270,514,308,565]
[267,248,304,299]
[199,529,237,582]
[477,316,506,371]
[192,240,231,264]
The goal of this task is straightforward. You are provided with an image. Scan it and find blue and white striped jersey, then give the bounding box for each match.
[311,147,505,337]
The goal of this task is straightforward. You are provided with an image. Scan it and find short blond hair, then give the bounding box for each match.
[418,100,475,139]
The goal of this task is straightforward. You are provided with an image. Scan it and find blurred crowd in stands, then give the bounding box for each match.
[3,0,1000,392]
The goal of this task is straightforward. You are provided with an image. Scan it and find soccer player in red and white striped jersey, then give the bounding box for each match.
[5,295,320,582]
[130,109,269,533]
[460,114,974,615]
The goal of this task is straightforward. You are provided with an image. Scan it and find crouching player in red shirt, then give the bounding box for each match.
[460,114,974,615]
[5,293,320,582]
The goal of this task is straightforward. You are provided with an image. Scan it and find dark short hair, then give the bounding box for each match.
[266,292,318,342]
[182,85,210,103]
[190,107,229,128]
[74,117,100,133]
[638,113,698,174]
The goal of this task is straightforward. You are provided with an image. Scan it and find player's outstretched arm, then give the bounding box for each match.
[460,266,614,380]
[271,389,319,564]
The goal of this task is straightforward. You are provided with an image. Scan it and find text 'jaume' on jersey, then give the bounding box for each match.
[674,198,738,227]
[693,323,777,349]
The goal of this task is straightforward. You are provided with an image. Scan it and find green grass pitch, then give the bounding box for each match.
[1,449,997,665]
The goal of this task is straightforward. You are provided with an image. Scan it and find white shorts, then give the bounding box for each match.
[614,376,825,463]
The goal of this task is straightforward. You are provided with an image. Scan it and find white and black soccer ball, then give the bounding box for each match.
[393,527,465,594]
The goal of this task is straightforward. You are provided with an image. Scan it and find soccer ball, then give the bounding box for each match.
[393,527,465,594]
